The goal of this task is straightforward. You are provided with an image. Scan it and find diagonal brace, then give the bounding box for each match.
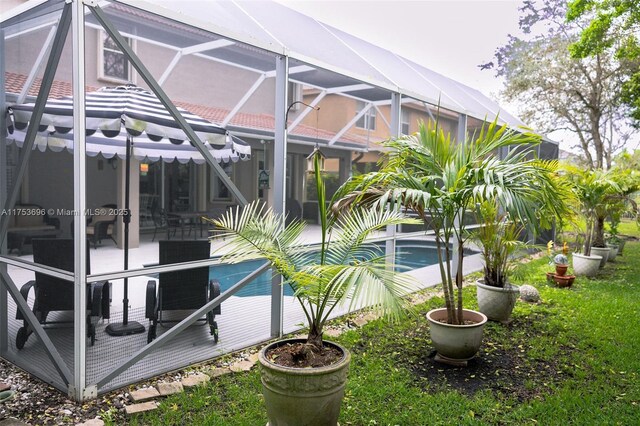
[0,270,73,385]
[89,5,247,205]
[0,3,72,247]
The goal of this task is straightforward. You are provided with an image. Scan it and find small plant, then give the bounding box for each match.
[553,253,569,265]
[547,240,569,265]
[470,201,527,288]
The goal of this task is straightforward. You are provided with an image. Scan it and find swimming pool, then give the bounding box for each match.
[211,240,478,297]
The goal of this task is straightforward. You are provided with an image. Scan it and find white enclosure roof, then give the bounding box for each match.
[2,0,533,130]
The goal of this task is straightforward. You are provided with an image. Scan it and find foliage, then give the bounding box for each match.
[334,116,567,325]
[563,165,621,254]
[206,150,419,350]
[484,0,639,169]
[470,201,527,288]
[123,239,640,426]
[568,0,640,125]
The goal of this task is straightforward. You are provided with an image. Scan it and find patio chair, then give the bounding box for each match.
[15,239,111,349]
[86,204,118,249]
[70,204,118,249]
[145,240,221,344]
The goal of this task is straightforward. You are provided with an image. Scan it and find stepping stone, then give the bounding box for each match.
[352,317,368,327]
[324,328,343,338]
[230,360,254,372]
[125,401,158,415]
[0,383,10,392]
[157,381,183,396]
[130,387,160,402]
[207,367,232,379]
[248,352,259,363]
[0,419,30,426]
[181,373,210,388]
[362,313,378,322]
[75,419,105,426]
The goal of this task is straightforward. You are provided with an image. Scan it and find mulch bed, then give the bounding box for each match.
[407,316,577,402]
[266,342,343,368]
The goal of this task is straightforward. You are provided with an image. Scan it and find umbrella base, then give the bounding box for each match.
[105,321,146,336]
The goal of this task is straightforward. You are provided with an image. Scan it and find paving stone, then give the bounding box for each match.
[248,353,259,364]
[181,373,210,388]
[230,360,255,372]
[324,328,343,338]
[75,419,105,426]
[362,313,378,322]
[0,419,30,426]
[352,317,368,327]
[0,382,10,392]
[124,401,158,415]
[156,381,183,396]
[129,387,160,402]
[207,367,232,379]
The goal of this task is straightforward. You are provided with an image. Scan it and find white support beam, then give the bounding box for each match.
[17,25,58,104]
[157,51,182,85]
[374,105,391,132]
[288,90,326,131]
[327,83,372,94]
[181,39,235,55]
[329,102,372,145]
[221,73,266,127]
[72,0,88,401]
[265,64,313,78]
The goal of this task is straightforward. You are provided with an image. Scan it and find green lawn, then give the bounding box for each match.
[120,236,640,425]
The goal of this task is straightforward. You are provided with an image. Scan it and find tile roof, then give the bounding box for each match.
[4,72,374,147]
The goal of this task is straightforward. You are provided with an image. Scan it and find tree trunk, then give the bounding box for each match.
[592,216,606,247]
[307,322,323,351]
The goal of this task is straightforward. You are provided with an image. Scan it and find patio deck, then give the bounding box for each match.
[2,227,484,394]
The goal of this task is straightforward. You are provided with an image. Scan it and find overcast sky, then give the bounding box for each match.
[276,0,523,103]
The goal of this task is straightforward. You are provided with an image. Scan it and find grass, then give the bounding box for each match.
[118,229,639,425]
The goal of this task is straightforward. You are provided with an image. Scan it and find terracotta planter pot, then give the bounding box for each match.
[555,264,568,276]
[553,274,575,288]
[590,247,610,268]
[476,280,520,322]
[259,339,350,426]
[572,253,602,277]
[606,244,619,260]
[426,308,487,363]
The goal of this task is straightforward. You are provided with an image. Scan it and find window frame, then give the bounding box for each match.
[97,30,135,84]
[355,101,376,131]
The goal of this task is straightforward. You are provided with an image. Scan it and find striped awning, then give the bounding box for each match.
[6,84,251,163]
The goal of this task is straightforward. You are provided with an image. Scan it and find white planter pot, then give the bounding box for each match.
[606,244,619,260]
[590,247,610,268]
[426,308,487,363]
[476,280,520,323]
[572,253,602,277]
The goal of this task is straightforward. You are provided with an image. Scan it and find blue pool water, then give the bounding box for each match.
[211,241,477,297]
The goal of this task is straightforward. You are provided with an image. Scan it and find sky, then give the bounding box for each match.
[276,0,523,107]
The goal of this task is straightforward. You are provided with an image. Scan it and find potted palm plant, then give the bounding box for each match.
[565,167,618,275]
[207,150,418,426]
[470,202,524,323]
[334,116,565,364]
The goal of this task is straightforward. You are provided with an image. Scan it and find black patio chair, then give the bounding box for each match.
[145,240,221,344]
[15,239,111,349]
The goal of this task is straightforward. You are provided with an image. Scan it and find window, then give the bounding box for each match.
[401,109,410,135]
[355,101,376,130]
[98,31,133,83]
[210,163,233,200]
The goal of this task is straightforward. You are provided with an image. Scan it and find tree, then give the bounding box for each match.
[567,0,640,124]
[334,117,566,325]
[483,0,639,169]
